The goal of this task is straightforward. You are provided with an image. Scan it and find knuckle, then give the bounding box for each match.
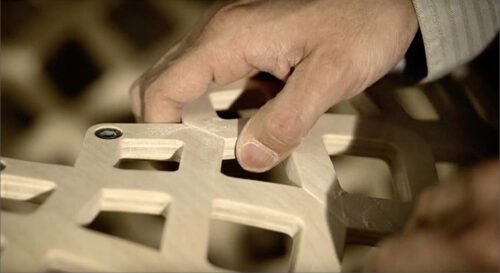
[314,48,366,99]
[209,4,247,30]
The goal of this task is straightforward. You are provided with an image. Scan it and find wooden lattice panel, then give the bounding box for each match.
[326,72,499,183]
[0,93,438,272]
[2,2,496,271]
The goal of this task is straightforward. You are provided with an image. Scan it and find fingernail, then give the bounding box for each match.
[239,140,278,172]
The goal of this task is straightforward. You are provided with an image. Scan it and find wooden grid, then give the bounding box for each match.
[1,1,497,271]
[0,90,440,271]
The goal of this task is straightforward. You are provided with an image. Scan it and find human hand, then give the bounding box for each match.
[367,160,499,272]
[130,0,418,172]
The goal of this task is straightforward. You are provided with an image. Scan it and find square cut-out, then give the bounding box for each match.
[208,219,294,272]
[221,159,299,187]
[115,159,180,171]
[85,211,166,249]
[330,155,395,200]
[0,176,56,214]
[1,191,53,214]
[82,189,170,250]
[115,139,183,171]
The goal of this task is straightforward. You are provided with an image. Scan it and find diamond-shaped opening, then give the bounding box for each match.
[0,175,56,214]
[107,0,173,50]
[82,189,170,250]
[208,219,294,272]
[115,139,183,171]
[330,155,394,200]
[44,39,102,99]
[221,159,299,187]
[86,211,166,249]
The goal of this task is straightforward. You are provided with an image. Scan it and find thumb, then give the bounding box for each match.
[235,55,349,172]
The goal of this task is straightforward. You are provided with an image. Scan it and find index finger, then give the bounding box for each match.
[142,47,214,123]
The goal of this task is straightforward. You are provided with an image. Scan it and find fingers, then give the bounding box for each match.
[130,1,249,123]
[366,231,468,272]
[466,160,499,213]
[369,216,499,272]
[130,41,185,122]
[129,78,143,121]
[369,169,500,272]
[407,160,499,233]
[236,54,350,172]
[139,41,255,123]
[142,47,214,123]
[407,179,473,233]
[372,160,500,272]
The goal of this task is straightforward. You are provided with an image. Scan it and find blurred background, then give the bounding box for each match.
[2,0,498,169]
[2,0,214,165]
[1,0,498,272]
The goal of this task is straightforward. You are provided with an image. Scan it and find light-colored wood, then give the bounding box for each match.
[1,2,495,271]
[0,86,438,272]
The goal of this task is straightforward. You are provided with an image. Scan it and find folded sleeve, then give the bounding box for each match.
[411,0,500,82]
